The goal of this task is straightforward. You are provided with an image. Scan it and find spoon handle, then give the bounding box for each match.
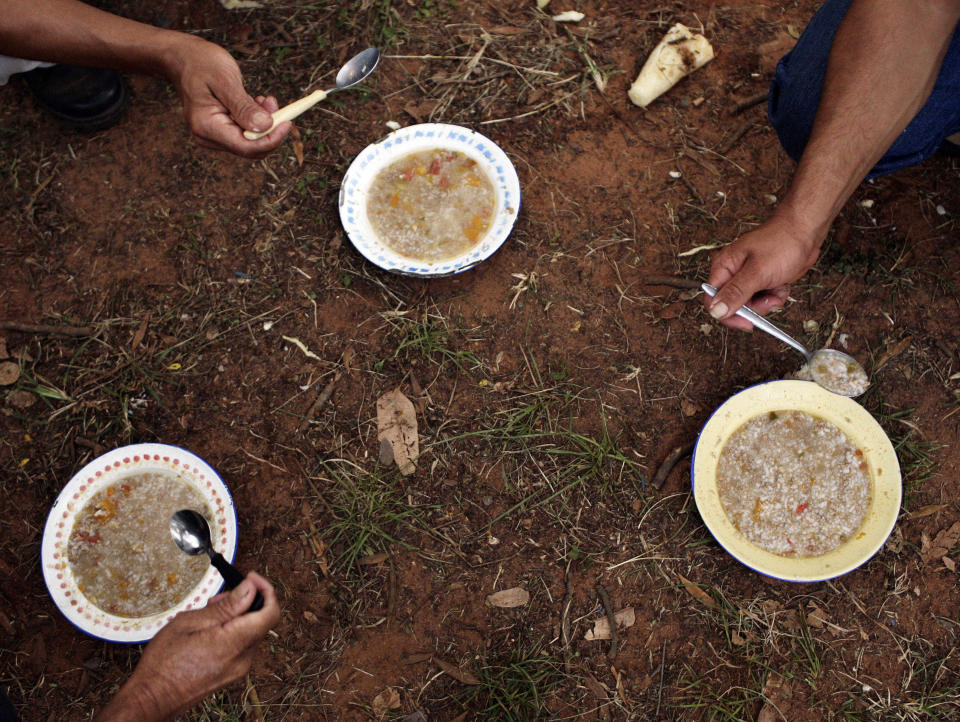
[701,283,812,361]
[243,88,329,140]
[210,551,265,612]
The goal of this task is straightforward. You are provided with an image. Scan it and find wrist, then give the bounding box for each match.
[768,201,829,257]
[155,32,209,85]
[95,673,172,722]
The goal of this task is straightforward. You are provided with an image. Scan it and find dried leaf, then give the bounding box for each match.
[372,687,401,715]
[486,587,530,608]
[921,521,960,564]
[677,574,716,609]
[805,605,828,629]
[943,556,956,573]
[376,389,419,475]
[584,607,636,641]
[0,361,19,386]
[359,551,390,565]
[291,125,304,167]
[758,671,792,722]
[909,504,947,520]
[0,337,8,359]
[131,315,149,352]
[434,657,481,685]
[219,0,262,8]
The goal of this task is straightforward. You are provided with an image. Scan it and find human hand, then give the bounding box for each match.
[95,572,280,722]
[162,36,290,157]
[704,211,823,332]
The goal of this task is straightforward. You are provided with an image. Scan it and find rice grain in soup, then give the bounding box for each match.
[367,148,496,262]
[716,410,872,557]
[68,472,210,617]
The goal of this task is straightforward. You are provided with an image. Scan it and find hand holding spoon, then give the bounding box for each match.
[243,47,381,140]
[701,283,869,397]
[170,509,264,612]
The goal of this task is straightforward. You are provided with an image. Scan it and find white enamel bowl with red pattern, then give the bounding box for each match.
[41,444,237,643]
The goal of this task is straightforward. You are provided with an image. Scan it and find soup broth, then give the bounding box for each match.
[367,148,496,262]
[68,472,210,617]
[716,410,872,558]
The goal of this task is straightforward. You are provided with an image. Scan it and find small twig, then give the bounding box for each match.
[0,321,96,337]
[730,91,768,115]
[296,372,341,434]
[640,275,701,290]
[652,442,695,490]
[717,120,754,155]
[596,584,619,662]
[655,642,666,718]
[561,570,574,673]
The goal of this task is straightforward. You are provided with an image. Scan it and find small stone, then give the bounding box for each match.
[860,199,874,209]
[668,170,682,179]
[936,204,947,216]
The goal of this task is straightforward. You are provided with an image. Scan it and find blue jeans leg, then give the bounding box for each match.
[769,0,960,178]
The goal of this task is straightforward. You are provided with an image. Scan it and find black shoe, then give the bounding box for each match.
[941,132,960,158]
[23,65,128,131]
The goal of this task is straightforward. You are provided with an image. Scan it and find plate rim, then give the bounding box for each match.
[41,443,238,644]
[692,380,901,582]
[339,122,521,277]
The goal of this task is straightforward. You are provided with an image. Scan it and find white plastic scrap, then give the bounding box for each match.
[385,120,401,131]
[628,23,715,108]
[537,0,550,7]
[553,10,584,22]
[219,0,263,9]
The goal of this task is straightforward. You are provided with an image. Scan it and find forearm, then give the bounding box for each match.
[0,0,198,79]
[777,0,960,241]
[94,675,172,722]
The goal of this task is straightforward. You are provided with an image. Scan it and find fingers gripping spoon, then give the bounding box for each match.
[243,47,381,140]
[170,509,264,612]
[701,283,869,397]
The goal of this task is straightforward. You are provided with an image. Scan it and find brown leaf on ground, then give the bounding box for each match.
[909,504,948,520]
[677,574,717,609]
[434,657,481,685]
[376,389,419,475]
[920,521,960,564]
[291,125,304,167]
[0,338,8,359]
[585,607,636,641]
[758,671,792,722]
[0,361,18,386]
[371,687,401,715]
[486,586,530,608]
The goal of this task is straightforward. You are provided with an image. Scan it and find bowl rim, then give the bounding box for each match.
[339,122,521,277]
[692,380,901,582]
[41,443,237,643]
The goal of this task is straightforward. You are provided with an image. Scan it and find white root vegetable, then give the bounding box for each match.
[628,23,714,108]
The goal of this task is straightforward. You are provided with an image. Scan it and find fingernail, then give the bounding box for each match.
[709,301,728,320]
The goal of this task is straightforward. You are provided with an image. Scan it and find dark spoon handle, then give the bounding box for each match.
[209,551,265,612]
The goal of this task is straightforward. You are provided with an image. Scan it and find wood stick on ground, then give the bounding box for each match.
[561,571,574,673]
[717,120,754,155]
[652,441,695,489]
[730,91,768,115]
[296,372,341,434]
[639,276,702,290]
[0,321,96,337]
[596,584,619,662]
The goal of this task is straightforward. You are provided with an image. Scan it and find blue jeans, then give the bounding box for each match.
[770,0,960,177]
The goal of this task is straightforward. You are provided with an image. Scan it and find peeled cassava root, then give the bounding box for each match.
[628,23,714,108]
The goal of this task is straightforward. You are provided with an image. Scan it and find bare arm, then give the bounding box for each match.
[0,0,290,156]
[95,574,280,722]
[706,0,960,330]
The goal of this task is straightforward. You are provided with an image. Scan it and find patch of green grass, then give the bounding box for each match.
[867,401,939,499]
[672,665,764,721]
[314,461,425,572]
[388,315,482,371]
[456,642,565,721]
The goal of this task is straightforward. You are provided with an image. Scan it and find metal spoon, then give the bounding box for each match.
[701,283,869,397]
[243,47,381,140]
[170,509,263,612]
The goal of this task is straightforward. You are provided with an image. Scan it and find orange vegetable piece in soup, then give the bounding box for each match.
[367,148,496,263]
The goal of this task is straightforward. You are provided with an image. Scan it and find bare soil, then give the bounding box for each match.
[2,1,960,720]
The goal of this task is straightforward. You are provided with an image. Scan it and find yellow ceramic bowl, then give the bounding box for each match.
[692,380,901,582]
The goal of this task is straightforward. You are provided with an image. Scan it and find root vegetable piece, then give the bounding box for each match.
[628,23,715,108]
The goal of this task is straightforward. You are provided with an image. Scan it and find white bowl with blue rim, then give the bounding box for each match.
[339,123,521,277]
[41,443,237,643]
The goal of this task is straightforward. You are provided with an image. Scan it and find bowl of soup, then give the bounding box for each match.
[41,444,237,643]
[692,380,901,582]
[339,123,521,276]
